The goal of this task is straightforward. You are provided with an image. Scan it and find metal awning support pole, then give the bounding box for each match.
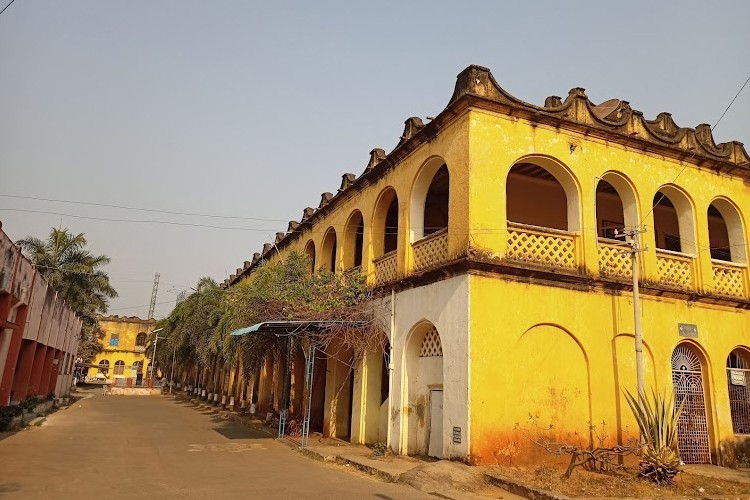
[278,335,292,439]
[301,343,315,448]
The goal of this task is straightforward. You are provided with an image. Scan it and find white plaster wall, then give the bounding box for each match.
[387,275,470,459]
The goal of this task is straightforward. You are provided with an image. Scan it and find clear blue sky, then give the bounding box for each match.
[1,1,748,318]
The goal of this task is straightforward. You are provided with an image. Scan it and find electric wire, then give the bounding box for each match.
[0,193,288,222]
[0,0,15,17]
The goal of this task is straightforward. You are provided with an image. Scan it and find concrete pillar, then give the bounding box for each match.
[46,350,63,396]
[0,304,29,405]
[11,340,36,402]
[27,344,47,397]
[38,347,56,398]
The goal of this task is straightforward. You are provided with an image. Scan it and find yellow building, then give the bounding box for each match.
[89,316,156,385]
[223,65,750,467]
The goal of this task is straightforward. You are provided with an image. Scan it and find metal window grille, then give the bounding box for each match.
[671,346,711,464]
[419,326,443,357]
[727,351,750,434]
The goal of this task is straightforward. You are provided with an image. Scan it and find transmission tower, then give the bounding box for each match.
[147,272,160,319]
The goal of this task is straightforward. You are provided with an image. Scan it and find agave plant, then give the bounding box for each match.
[624,389,684,485]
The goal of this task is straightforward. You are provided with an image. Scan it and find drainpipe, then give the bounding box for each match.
[386,288,395,451]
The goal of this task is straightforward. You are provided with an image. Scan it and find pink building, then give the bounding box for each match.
[0,221,82,406]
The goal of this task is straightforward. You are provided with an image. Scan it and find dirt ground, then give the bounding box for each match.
[490,464,750,498]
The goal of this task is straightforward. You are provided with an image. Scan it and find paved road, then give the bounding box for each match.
[0,392,436,499]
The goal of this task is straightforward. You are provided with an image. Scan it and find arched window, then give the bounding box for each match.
[132,360,143,373]
[304,240,316,273]
[114,360,125,375]
[652,187,696,254]
[321,228,337,272]
[708,200,747,264]
[135,332,147,347]
[98,359,110,373]
[507,162,568,230]
[727,349,750,434]
[373,188,399,258]
[343,211,364,269]
[423,165,449,237]
[596,180,625,239]
[708,205,731,261]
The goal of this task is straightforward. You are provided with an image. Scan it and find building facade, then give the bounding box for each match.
[89,315,156,384]
[222,66,750,466]
[0,222,82,406]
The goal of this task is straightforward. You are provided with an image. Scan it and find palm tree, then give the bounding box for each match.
[19,227,117,360]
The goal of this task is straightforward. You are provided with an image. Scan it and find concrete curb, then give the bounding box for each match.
[484,472,569,500]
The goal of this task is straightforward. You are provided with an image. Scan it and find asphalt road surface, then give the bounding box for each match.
[0,391,438,499]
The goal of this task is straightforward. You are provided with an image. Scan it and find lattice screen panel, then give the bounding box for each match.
[713,264,745,298]
[413,231,448,271]
[727,351,750,434]
[507,228,576,269]
[598,242,632,279]
[419,326,443,357]
[375,252,398,284]
[656,254,693,289]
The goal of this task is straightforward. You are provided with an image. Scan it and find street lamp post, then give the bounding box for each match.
[148,328,164,382]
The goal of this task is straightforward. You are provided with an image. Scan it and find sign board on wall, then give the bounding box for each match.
[678,323,698,338]
[730,369,746,387]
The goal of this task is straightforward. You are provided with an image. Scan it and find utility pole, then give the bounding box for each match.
[148,272,160,319]
[616,227,648,398]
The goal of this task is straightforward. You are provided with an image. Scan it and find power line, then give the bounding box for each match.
[0,207,279,232]
[108,300,173,312]
[0,0,15,17]
[639,71,750,226]
[0,194,288,222]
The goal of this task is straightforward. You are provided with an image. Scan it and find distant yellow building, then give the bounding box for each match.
[220,65,750,467]
[89,316,156,385]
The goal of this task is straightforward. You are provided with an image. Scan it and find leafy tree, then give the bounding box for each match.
[19,227,117,361]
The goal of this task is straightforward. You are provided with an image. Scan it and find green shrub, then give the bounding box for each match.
[624,389,684,485]
[372,442,387,457]
[0,406,23,432]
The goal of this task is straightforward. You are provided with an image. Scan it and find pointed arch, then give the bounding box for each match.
[372,187,399,258]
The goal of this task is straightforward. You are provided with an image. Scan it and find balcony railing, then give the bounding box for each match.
[655,249,694,290]
[374,250,398,285]
[506,222,577,269]
[413,228,449,271]
[712,260,747,298]
[134,345,146,352]
[598,239,632,279]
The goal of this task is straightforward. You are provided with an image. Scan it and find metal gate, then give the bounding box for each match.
[671,345,711,464]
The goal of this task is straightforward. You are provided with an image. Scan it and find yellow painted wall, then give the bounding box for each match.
[466,108,750,465]
[89,316,156,379]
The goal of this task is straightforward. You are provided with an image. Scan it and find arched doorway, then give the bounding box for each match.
[671,344,711,464]
[404,322,444,458]
[726,348,750,434]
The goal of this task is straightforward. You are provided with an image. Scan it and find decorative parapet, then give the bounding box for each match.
[287,221,299,233]
[397,117,425,147]
[262,243,273,255]
[448,64,749,171]
[364,148,386,172]
[339,173,356,192]
[302,207,315,221]
[275,232,285,244]
[318,192,334,208]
